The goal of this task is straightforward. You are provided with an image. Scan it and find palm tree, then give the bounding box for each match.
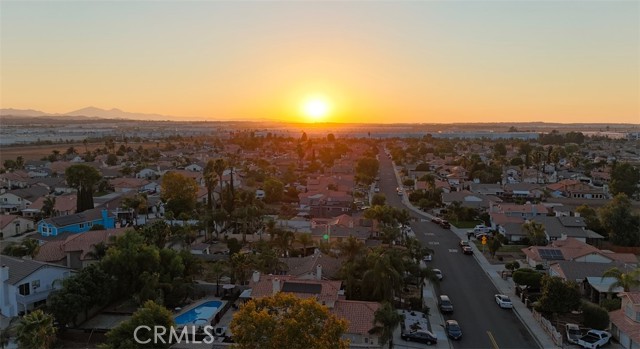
[522,221,547,246]
[295,233,314,257]
[85,241,109,261]
[15,309,57,349]
[0,326,10,349]
[42,196,56,218]
[22,239,40,259]
[602,267,640,292]
[212,158,227,207]
[230,253,254,286]
[339,236,364,262]
[370,302,403,349]
[207,261,228,296]
[362,250,403,302]
[203,159,219,211]
[273,230,295,257]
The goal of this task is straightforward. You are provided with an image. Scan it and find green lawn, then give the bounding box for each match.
[450,220,484,229]
[499,244,528,253]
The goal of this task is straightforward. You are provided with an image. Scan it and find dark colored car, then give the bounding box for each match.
[445,320,463,340]
[401,330,438,345]
[439,220,451,229]
[462,246,473,255]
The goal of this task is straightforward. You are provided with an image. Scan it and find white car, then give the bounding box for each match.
[495,294,513,309]
[433,269,443,281]
[423,254,433,262]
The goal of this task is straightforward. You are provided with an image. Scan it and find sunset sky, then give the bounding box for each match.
[1,1,638,124]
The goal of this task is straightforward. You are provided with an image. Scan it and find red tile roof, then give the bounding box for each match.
[610,309,640,344]
[332,300,380,336]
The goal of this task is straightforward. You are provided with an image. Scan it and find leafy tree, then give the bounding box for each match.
[15,310,57,349]
[610,162,640,198]
[536,275,581,314]
[371,193,386,206]
[3,160,17,170]
[493,142,507,157]
[598,194,640,246]
[230,292,349,349]
[49,264,114,326]
[140,220,171,248]
[371,302,403,349]
[601,267,640,292]
[65,164,102,212]
[355,157,380,185]
[505,261,520,272]
[512,268,543,290]
[581,301,609,330]
[576,205,604,235]
[102,300,174,349]
[263,178,284,203]
[522,221,547,246]
[160,172,198,217]
[105,153,118,166]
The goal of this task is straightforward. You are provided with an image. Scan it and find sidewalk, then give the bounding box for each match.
[392,278,452,349]
[391,162,559,349]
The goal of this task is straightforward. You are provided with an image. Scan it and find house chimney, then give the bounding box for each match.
[532,204,537,216]
[348,219,354,228]
[0,265,8,282]
[272,278,280,295]
[316,265,322,280]
[252,271,260,283]
[560,233,568,241]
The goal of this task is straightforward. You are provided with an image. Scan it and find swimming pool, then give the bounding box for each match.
[174,300,225,326]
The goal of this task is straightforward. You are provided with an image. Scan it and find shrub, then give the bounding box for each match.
[513,268,543,290]
[582,301,610,330]
[407,297,422,310]
[600,298,622,311]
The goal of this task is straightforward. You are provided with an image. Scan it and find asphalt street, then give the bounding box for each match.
[377,148,538,349]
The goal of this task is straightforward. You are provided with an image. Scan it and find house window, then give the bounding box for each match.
[364,338,369,344]
[79,223,85,229]
[18,283,30,296]
[31,280,40,289]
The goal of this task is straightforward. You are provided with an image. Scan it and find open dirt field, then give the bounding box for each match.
[0,142,159,164]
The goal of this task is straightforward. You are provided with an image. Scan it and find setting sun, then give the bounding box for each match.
[301,96,331,122]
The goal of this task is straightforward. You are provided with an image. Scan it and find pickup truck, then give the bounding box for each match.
[576,329,611,349]
[565,323,581,344]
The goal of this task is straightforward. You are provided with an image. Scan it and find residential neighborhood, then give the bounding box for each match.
[0,125,639,349]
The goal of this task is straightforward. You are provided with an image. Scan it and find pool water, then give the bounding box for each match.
[174,300,223,325]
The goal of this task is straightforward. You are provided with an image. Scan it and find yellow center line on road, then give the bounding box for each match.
[487,330,499,349]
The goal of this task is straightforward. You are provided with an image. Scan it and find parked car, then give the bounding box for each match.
[439,220,451,229]
[494,294,513,309]
[565,323,582,344]
[444,320,463,340]
[433,269,443,281]
[438,295,454,313]
[473,224,491,234]
[462,246,473,255]
[423,254,433,262]
[576,330,611,349]
[374,187,380,192]
[401,330,438,345]
[459,240,470,247]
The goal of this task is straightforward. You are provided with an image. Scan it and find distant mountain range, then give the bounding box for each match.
[0,107,180,120]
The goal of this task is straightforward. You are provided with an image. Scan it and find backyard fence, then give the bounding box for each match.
[532,309,563,347]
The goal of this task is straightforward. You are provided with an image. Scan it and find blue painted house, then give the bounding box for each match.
[38,208,116,236]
